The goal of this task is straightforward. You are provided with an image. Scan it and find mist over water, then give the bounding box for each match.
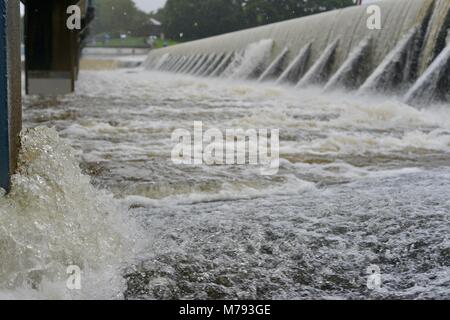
[12,68,449,299]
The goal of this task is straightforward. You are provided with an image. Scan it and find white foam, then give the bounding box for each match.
[222,40,274,79]
[123,175,315,208]
[0,127,141,299]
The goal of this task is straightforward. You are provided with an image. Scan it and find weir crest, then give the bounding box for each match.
[145,0,450,106]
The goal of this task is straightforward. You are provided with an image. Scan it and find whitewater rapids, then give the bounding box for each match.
[2,68,449,299]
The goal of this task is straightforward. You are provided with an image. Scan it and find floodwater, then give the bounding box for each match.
[1,68,449,299]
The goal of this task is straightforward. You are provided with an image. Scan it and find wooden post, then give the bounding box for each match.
[0,0,21,192]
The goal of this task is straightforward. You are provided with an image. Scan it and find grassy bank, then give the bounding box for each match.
[90,37,178,49]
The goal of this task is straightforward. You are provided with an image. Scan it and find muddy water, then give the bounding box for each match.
[18,69,450,299]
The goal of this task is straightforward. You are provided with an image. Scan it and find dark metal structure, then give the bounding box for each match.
[0,0,21,192]
[1,0,94,192]
[22,0,95,94]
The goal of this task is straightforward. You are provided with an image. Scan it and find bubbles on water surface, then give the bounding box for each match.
[16,69,450,300]
[0,127,139,299]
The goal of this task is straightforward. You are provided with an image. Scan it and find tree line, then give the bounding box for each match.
[92,0,149,37]
[160,0,355,41]
[92,0,355,41]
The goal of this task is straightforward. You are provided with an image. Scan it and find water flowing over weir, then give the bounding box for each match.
[145,0,450,105]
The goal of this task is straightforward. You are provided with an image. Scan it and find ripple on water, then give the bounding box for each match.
[20,70,450,299]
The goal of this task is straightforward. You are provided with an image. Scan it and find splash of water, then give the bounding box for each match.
[0,127,139,299]
[222,40,274,79]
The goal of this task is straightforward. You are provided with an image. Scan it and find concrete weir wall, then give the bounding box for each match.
[0,0,21,192]
[145,0,450,104]
[146,0,438,73]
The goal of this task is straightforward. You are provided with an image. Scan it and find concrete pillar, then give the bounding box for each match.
[0,0,22,192]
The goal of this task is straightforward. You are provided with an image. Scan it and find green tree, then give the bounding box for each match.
[161,0,355,41]
[92,0,149,37]
[243,0,354,26]
[163,0,246,41]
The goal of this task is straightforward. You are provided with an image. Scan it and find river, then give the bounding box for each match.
[0,68,449,299]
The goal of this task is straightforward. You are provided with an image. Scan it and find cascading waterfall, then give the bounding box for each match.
[213,40,274,79]
[258,47,289,82]
[228,39,273,79]
[276,43,312,84]
[162,56,175,71]
[162,55,177,71]
[166,57,179,71]
[405,43,450,105]
[418,0,450,74]
[194,54,217,76]
[190,55,208,75]
[170,56,186,72]
[358,27,421,94]
[210,52,235,77]
[174,56,190,73]
[145,0,450,106]
[186,54,206,74]
[170,55,187,72]
[160,56,174,71]
[219,51,243,78]
[324,36,372,91]
[167,56,183,71]
[201,53,225,76]
[178,55,199,73]
[148,53,170,70]
[297,39,340,88]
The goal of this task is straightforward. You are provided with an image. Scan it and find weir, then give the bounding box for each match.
[200,54,223,76]
[297,39,340,88]
[259,47,290,82]
[405,43,450,105]
[146,0,450,106]
[210,52,234,77]
[276,43,312,84]
[324,36,372,91]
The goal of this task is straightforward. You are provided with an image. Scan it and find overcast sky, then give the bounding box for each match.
[20,1,166,16]
[20,0,379,16]
[133,0,167,13]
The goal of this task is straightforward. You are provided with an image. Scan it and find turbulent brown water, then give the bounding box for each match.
[2,68,448,299]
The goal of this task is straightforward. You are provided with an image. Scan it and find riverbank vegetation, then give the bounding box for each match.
[161,0,355,41]
[90,0,355,45]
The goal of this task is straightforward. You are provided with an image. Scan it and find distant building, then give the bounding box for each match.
[149,18,162,28]
[136,18,163,38]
